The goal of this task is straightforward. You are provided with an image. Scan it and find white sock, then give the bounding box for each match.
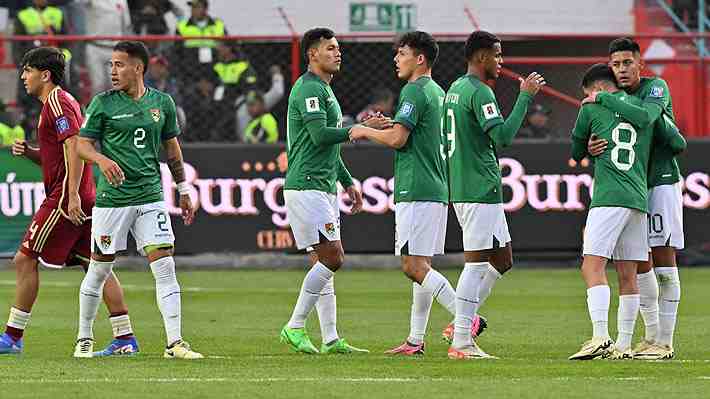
[616,294,640,351]
[109,314,134,338]
[7,307,31,331]
[587,285,611,339]
[408,281,433,345]
[452,262,487,348]
[655,267,681,347]
[288,262,334,329]
[421,268,456,316]
[78,259,114,340]
[478,264,502,308]
[150,257,182,346]
[315,276,339,344]
[637,270,659,343]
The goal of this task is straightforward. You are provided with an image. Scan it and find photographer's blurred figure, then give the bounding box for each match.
[518,103,552,140]
[243,91,278,144]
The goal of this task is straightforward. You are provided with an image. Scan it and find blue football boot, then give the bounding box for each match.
[93,336,140,357]
[0,333,23,354]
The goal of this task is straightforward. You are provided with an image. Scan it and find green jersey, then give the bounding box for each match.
[284,72,351,194]
[80,87,179,208]
[629,77,681,187]
[573,92,656,212]
[445,74,508,204]
[392,76,448,204]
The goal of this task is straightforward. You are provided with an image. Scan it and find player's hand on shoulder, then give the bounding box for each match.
[587,133,608,157]
[97,157,125,186]
[179,194,196,225]
[519,72,546,96]
[11,139,26,156]
[361,112,393,130]
[345,185,363,214]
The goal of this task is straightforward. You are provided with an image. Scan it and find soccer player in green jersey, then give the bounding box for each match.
[568,64,685,360]
[442,31,545,359]
[280,28,389,355]
[73,41,202,359]
[351,31,461,356]
[586,38,686,359]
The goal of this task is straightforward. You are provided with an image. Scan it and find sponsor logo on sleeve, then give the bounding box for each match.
[56,116,70,133]
[305,97,320,112]
[482,102,499,120]
[649,86,664,98]
[399,102,414,117]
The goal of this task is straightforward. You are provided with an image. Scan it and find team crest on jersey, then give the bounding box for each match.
[650,86,664,98]
[150,109,161,122]
[324,223,336,236]
[482,102,499,120]
[56,116,70,133]
[100,235,112,249]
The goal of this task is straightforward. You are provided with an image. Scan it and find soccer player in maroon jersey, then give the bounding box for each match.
[0,47,139,356]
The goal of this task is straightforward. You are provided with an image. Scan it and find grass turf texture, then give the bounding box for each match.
[0,268,709,398]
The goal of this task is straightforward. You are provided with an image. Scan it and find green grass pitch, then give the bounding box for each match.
[0,267,709,398]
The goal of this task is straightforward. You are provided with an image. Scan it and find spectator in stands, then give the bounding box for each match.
[517,103,553,140]
[212,42,257,136]
[236,64,285,141]
[129,0,182,34]
[0,101,25,146]
[243,91,279,144]
[183,76,218,141]
[13,0,69,115]
[172,0,226,84]
[145,54,186,128]
[356,87,395,123]
[128,0,182,53]
[84,0,131,94]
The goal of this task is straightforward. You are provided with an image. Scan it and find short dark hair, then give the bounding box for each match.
[396,31,439,67]
[464,30,501,61]
[301,27,335,64]
[609,37,640,56]
[21,47,65,86]
[113,41,150,75]
[581,63,617,88]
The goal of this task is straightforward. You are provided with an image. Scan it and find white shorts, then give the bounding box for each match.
[284,190,340,250]
[583,207,649,261]
[395,201,447,257]
[648,182,684,249]
[453,202,511,251]
[92,201,175,256]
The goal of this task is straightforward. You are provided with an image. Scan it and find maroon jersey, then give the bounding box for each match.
[37,87,95,214]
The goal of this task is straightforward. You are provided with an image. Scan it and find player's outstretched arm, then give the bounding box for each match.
[304,118,352,146]
[488,72,544,149]
[349,123,410,149]
[163,137,195,225]
[76,136,125,186]
[64,136,88,226]
[11,139,41,165]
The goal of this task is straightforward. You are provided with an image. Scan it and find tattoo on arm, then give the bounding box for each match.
[167,156,185,183]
